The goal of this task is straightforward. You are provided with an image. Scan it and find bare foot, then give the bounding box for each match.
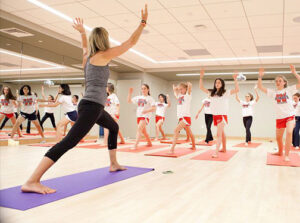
[272,151,283,156]
[284,156,290,162]
[189,147,196,150]
[146,143,152,147]
[21,182,56,194]
[109,164,127,172]
[119,141,126,144]
[212,152,218,158]
[219,149,226,153]
[184,139,190,142]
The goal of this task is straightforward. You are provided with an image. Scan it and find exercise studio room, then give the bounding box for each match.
[0,0,300,222]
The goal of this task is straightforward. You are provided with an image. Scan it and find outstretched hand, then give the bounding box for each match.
[72,18,85,33]
[129,88,134,94]
[141,4,148,22]
[258,68,264,78]
[290,64,296,74]
[200,69,205,78]
[232,72,238,80]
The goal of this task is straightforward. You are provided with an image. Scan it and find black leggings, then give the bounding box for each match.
[204,114,213,143]
[45,99,119,162]
[26,110,41,133]
[0,112,23,130]
[243,116,253,143]
[40,112,56,130]
[292,116,300,147]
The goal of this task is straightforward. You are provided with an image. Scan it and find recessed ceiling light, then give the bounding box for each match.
[194,24,207,30]
[6,43,11,46]
[293,16,300,23]
[38,40,43,43]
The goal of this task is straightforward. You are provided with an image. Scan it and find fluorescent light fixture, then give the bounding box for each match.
[5,77,85,82]
[27,0,300,64]
[0,67,65,73]
[176,71,292,76]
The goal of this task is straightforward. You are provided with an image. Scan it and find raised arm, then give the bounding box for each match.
[102,5,148,60]
[199,69,209,94]
[72,18,88,67]
[187,82,192,95]
[195,104,205,120]
[235,93,241,103]
[290,64,300,89]
[257,68,267,94]
[127,88,133,104]
[39,101,60,108]
[230,72,239,95]
[173,84,179,99]
[254,88,260,102]
[166,94,171,108]
[41,86,46,100]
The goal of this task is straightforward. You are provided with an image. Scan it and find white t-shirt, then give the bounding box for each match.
[105,93,119,116]
[58,95,76,113]
[210,91,231,116]
[240,100,256,117]
[44,102,55,113]
[131,95,155,118]
[18,95,36,114]
[267,85,297,119]
[293,101,300,117]
[177,93,192,118]
[202,98,212,114]
[155,102,168,117]
[0,95,14,114]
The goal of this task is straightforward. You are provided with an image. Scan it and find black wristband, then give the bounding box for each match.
[141,20,147,24]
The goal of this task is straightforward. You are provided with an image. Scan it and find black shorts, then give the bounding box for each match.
[65,110,78,122]
[20,111,37,121]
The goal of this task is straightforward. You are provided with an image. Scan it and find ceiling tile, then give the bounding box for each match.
[81,0,129,16]
[52,2,98,19]
[153,23,188,35]
[2,0,38,11]
[254,37,283,45]
[204,1,245,19]
[251,27,282,39]
[106,13,140,28]
[200,0,240,4]
[84,17,119,29]
[158,0,200,8]
[243,0,283,16]
[214,17,249,30]
[117,0,163,11]
[221,29,253,40]
[181,20,218,33]
[147,10,177,24]
[20,8,62,23]
[284,0,300,14]
[193,31,224,41]
[284,13,300,27]
[248,14,283,28]
[168,5,210,22]
[166,33,196,43]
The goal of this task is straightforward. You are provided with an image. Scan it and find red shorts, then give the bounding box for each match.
[0,112,14,119]
[213,115,228,126]
[276,116,295,129]
[179,117,191,126]
[137,117,149,125]
[155,115,165,123]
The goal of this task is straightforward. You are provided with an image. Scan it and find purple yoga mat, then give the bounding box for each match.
[0,166,154,211]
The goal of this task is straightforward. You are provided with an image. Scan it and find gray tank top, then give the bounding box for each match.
[83,58,109,106]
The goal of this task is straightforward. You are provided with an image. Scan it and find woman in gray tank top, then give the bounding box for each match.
[21,5,148,194]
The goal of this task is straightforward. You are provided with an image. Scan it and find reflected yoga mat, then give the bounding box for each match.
[145,148,200,158]
[192,140,216,146]
[191,150,238,161]
[266,153,300,167]
[233,142,261,148]
[0,166,154,211]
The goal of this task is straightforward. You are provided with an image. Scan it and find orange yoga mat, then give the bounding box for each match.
[192,140,216,146]
[160,139,188,144]
[118,144,169,153]
[191,150,238,162]
[266,153,300,167]
[290,146,300,152]
[233,142,261,148]
[77,142,134,149]
[145,147,200,158]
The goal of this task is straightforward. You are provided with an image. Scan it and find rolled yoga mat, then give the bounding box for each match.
[0,166,154,211]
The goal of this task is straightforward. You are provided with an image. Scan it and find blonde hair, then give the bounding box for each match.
[276,75,288,88]
[179,82,188,89]
[88,27,110,57]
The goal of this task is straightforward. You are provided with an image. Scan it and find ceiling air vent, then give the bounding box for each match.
[0,28,34,37]
[183,49,210,56]
[256,45,282,53]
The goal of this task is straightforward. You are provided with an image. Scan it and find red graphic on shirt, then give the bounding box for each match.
[242,104,249,108]
[294,103,297,109]
[178,96,184,105]
[138,99,147,107]
[23,98,33,106]
[157,103,164,107]
[106,98,111,107]
[275,92,289,104]
[204,101,210,107]
[1,99,9,106]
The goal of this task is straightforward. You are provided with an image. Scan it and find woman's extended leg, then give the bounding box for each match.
[32,120,45,140]
[170,121,185,153]
[134,120,146,150]
[213,122,225,158]
[11,116,25,138]
[185,126,196,150]
[284,120,295,161]
[274,128,285,156]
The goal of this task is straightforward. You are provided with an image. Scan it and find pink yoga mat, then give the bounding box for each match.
[118,144,169,153]
[145,147,200,158]
[191,150,238,162]
[233,142,261,148]
[266,153,300,167]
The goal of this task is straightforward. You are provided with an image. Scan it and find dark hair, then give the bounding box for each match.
[107,83,114,94]
[72,95,79,101]
[294,93,300,98]
[34,92,38,97]
[1,86,16,100]
[60,84,71,95]
[248,93,254,101]
[49,95,54,100]
[158,94,167,103]
[210,78,226,97]
[142,83,150,96]
[20,85,32,96]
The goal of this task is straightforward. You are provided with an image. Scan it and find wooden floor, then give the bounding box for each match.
[0,139,300,223]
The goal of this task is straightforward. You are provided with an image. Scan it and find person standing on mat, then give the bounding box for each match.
[195,96,214,144]
[235,88,259,146]
[40,86,57,132]
[39,84,78,142]
[127,84,156,150]
[21,5,148,194]
[170,82,196,154]
[257,65,300,161]
[26,92,42,134]
[0,86,22,137]
[199,69,239,158]
[292,93,300,150]
[154,94,170,141]
[10,85,46,141]
[103,83,125,145]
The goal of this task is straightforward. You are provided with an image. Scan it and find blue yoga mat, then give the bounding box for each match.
[0,166,154,211]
